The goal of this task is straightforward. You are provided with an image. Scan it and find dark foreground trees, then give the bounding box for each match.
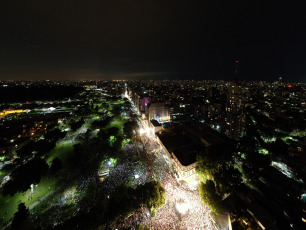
[55,181,166,230]
[123,121,139,139]
[3,158,49,196]
[11,203,29,230]
[49,157,62,174]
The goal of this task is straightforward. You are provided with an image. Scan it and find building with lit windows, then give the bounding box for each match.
[225,81,245,139]
[148,102,170,123]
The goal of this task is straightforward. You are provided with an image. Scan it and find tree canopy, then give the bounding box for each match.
[49,157,62,174]
[199,180,224,215]
[3,158,49,196]
[105,181,166,224]
[11,203,29,230]
[124,121,139,139]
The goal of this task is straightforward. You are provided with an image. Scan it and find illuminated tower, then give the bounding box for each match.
[225,60,245,139]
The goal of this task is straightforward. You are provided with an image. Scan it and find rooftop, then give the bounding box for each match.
[156,122,228,166]
[157,129,201,166]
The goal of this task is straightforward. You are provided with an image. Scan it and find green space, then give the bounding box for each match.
[0,95,134,228]
[258,148,269,155]
[103,116,127,136]
[112,100,125,105]
[47,141,76,166]
[0,177,56,225]
[88,113,101,119]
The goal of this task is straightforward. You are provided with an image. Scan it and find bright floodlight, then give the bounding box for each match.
[145,127,150,134]
[175,199,190,216]
[108,161,112,166]
[135,174,139,179]
[139,128,145,134]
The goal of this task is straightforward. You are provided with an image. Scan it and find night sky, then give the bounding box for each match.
[0,0,305,82]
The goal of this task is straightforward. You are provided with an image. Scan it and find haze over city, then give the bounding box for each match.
[0,0,306,81]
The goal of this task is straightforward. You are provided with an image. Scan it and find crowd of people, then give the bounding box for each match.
[111,125,215,229]
[150,179,214,229]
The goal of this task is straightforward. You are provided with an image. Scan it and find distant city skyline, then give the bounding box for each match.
[0,1,305,82]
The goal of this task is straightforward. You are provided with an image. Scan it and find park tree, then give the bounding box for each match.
[96,129,110,146]
[106,184,134,222]
[239,136,256,152]
[213,165,242,194]
[196,144,233,182]
[107,127,119,136]
[112,104,122,115]
[70,118,84,131]
[101,102,108,109]
[17,139,56,160]
[3,158,49,196]
[136,224,150,230]
[65,143,103,180]
[241,163,257,184]
[111,136,123,154]
[16,141,37,159]
[123,100,132,109]
[141,180,166,210]
[93,116,112,128]
[49,157,62,174]
[244,151,270,169]
[11,203,30,230]
[69,144,88,172]
[199,180,224,215]
[267,138,288,159]
[35,139,56,158]
[196,153,217,182]
[106,181,166,224]
[44,128,66,142]
[85,129,91,140]
[124,121,139,139]
[123,122,133,139]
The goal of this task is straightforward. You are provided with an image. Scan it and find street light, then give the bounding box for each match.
[140,128,145,134]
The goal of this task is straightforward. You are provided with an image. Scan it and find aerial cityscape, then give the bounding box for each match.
[0,1,305,230]
[0,80,305,229]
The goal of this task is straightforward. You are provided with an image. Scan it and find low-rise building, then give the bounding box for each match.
[155,123,227,183]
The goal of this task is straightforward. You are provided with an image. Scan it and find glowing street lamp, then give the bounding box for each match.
[175,200,190,216]
[139,128,146,135]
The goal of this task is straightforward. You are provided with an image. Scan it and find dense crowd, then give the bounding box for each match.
[151,179,213,229]
[112,127,214,229]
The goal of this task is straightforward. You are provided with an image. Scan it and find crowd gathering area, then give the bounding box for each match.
[0,90,214,230]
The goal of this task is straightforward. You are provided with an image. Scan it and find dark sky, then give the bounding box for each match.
[0,0,305,82]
